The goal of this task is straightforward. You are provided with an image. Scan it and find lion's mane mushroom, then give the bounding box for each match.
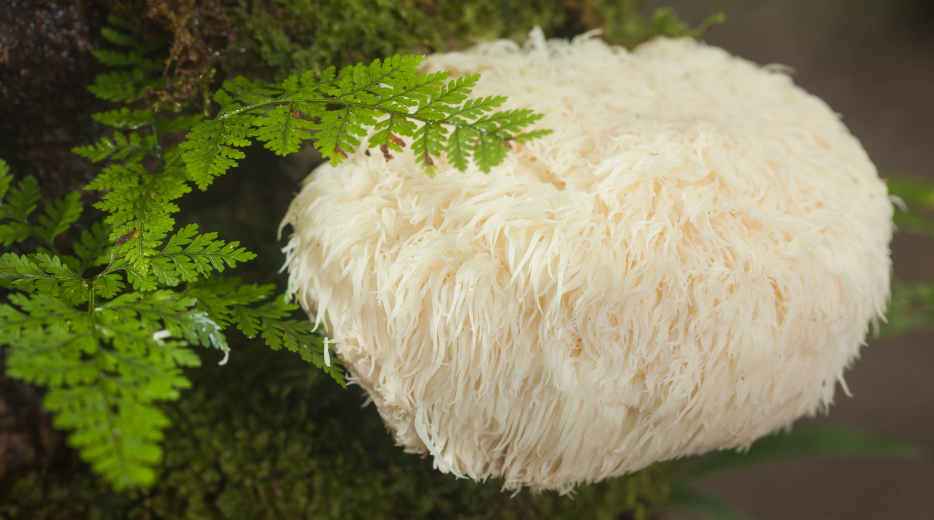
[281,30,893,493]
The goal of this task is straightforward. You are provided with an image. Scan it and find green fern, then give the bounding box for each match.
[183,278,345,386]
[0,173,41,247]
[0,0,559,490]
[180,54,550,183]
[1,291,204,490]
[0,13,551,491]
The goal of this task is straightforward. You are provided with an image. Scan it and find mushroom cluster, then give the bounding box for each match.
[281,30,893,493]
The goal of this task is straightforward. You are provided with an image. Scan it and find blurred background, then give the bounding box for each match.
[648,1,934,519]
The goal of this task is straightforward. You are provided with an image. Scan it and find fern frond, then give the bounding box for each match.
[101,291,228,352]
[473,107,546,136]
[0,253,89,305]
[74,221,115,274]
[121,263,158,292]
[338,54,427,102]
[513,128,553,144]
[0,163,25,245]
[36,192,83,244]
[0,292,84,328]
[182,280,344,385]
[313,106,370,163]
[473,135,511,174]
[161,114,203,134]
[87,16,163,103]
[445,95,507,121]
[1,175,40,224]
[179,118,253,189]
[368,114,415,161]
[104,14,137,31]
[181,55,549,176]
[0,18,271,494]
[91,51,162,73]
[87,161,191,273]
[73,131,155,163]
[92,107,154,129]
[0,290,213,490]
[148,224,256,286]
[216,76,282,109]
[182,277,272,332]
[93,273,125,299]
[87,70,147,103]
[100,26,138,47]
[415,74,480,119]
[375,70,450,111]
[91,49,143,67]
[5,42,552,495]
[412,122,447,169]
[255,296,345,387]
[252,103,318,156]
[0,165,85,254]
[0,220,30,247]
[0,158,10,198]
[444,126,477,172]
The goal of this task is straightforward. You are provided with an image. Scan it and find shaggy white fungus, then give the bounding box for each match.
[281,30,893,493]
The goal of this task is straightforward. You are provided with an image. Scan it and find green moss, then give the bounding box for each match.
[1,340,669,519]
[145,0,719,93]
[222,0,571,81]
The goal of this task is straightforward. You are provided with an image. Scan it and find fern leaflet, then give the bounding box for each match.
[180,54,550,186]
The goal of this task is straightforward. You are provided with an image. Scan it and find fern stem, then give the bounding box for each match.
[217,99,513,140]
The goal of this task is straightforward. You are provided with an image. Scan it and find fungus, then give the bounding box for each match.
[281,30,893,493]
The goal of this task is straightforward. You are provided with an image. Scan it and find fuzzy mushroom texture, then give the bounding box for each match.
[280,29,893,493]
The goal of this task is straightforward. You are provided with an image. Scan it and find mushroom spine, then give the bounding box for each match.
[281,30,893,493]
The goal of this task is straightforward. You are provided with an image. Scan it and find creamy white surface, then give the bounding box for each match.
[281,30,893,493]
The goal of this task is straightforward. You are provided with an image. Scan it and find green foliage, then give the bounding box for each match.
[880,173,934,337]
[651,8,726,40]
[223,0,572,81]
[215,0,721,84]
[73,129,156,163]
[0,154,226,489]
[35,192,83,246]
[0,15,352,490]
[179,118,253,190]
[183,278,346,386]
[141,223,255,289]
[0,253,87,305]
[887,173,934,235]
[0,173,41,247]
[582,0,724,48]
[1,9,550,491]
[882,280,934,336]
[0,291,204,490]
[180,54,549,185]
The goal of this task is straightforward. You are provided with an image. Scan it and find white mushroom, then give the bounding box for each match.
[281,30,893,493]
